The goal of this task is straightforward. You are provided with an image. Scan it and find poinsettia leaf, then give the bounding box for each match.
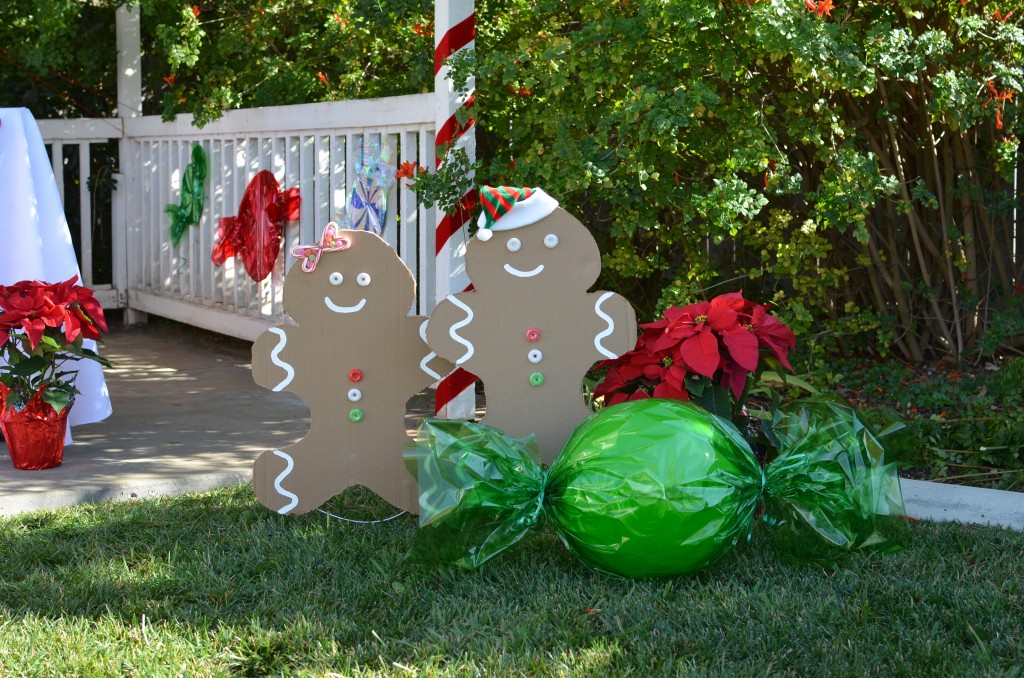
[760,371,819,395]
[41,386,73,413]
[685,374,709,397]
[722,327,759,372]
[761,355,784,375]
[707,296,738,330]
[692,383,733,420]
[679,327,719,377]
[10,356,48,377]
[40,334,62,350]
[80,348,112,368]
[652,381,687,400]
[721,365,749,400]
[648,331,680,353]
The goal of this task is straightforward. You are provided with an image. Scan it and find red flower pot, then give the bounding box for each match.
[0,384,71,470]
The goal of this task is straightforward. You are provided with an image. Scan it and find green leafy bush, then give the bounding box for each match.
[466,0,1024,360]
[5,0,1023,359]
[815,357,1024,489]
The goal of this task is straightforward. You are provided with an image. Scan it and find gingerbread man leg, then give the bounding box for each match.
[253,427,419,515]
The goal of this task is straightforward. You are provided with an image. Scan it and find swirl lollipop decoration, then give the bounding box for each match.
[341,140,396,235]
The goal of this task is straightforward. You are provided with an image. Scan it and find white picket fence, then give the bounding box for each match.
[39,93,437,341]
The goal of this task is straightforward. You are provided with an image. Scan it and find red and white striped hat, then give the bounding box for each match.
[475,186,559,241]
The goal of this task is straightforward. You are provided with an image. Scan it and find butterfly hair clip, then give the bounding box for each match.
[291,222,352,273]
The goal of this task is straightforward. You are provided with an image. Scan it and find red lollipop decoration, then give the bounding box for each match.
[212,170,301,282]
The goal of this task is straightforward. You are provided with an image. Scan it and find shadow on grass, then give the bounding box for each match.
[2,485,1023,674]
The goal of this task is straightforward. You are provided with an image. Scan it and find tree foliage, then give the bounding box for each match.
[2,0,1023,359]
[0,0,119,118]
[467,0,1024,360]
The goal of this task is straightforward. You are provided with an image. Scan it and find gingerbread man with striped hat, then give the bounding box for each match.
[426,187,638,463]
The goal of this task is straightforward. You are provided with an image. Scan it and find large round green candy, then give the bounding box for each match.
[546,399,764,577]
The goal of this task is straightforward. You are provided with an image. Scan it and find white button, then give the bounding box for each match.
[329,272,344,286]
[544,233,559,249]
[506,237,522,252]
[528,349,543,364]
[347,388,362,402]
[356,272,371,286]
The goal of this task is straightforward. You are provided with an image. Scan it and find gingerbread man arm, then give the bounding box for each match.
[425,293,481,370]
[408,317,456,391]
[252,324,301,394]
[590,291,638,360]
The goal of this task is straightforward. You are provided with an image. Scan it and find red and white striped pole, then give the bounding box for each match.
[434,0,477,418]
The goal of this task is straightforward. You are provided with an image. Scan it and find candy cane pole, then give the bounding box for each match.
[434,0,477,418]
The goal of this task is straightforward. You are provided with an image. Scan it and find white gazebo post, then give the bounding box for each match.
[115,3,144,322]
[433,0,477,418]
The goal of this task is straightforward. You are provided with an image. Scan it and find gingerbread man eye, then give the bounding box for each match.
[506,237,522,253]
[329,272,344,286]
[544,233,559,249]
[356,272,371,287]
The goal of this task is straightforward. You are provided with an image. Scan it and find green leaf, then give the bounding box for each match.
[10,356,49,377]
[692,383,733,421]
[41,387,73,413]
[759,371,819,395]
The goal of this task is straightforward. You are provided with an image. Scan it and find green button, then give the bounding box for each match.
[529,372,544,387]
[348,408,364,423]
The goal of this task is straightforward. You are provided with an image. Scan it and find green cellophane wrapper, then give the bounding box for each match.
[405,418,547,568]
[761,394,908,561]
[407,396,906,577]
[166,144,208,246]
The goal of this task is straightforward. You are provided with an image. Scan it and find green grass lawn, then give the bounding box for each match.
[1,485,1022,676]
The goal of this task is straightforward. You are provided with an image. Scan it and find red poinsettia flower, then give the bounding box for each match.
[1,276,111,412]
[591,291,795,412]
[749,304,796,370]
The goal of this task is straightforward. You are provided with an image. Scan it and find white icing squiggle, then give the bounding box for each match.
[418,319,441,380]
[267,327,295,392]
[324,296,366,314]
[503,263,544,278]
[447,295,476,364]
[272,449,300,514]
[594,291,618,359]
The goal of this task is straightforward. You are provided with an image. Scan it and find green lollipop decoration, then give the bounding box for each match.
[166,144,208,247]
[406,397,906,578]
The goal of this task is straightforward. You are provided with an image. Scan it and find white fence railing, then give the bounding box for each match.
[37,117,125,310]
[40,93,437,341]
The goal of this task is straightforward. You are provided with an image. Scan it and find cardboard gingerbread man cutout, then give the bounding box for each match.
[251,227,452,515]
[426,187,638,463]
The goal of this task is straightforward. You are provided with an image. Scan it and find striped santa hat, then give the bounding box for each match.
[475,186,559,241]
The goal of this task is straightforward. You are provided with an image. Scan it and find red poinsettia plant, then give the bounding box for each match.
[592,292,796,425]
[0,276,110,414]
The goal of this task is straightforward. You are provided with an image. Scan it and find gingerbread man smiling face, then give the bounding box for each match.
[426,187,638,463]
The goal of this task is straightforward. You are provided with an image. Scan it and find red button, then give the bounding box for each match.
[348,369,363,382]
[526,328,540,343]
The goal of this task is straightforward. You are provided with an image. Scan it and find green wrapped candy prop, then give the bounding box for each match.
[406,397,906,578]
[166,144,208,247]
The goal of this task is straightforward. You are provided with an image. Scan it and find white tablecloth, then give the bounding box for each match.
[0,108,112,440]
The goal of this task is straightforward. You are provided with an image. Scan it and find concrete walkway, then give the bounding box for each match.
[2,320,1020,530]
[0,322,311,516]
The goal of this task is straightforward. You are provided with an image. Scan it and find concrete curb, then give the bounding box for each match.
[901,478,1023,531]
[1,471,252,518]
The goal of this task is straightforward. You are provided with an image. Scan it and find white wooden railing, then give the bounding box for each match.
[40,93,437,341]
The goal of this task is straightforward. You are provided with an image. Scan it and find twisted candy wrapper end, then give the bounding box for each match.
[405,418,546,569]
[762,394,908,562]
